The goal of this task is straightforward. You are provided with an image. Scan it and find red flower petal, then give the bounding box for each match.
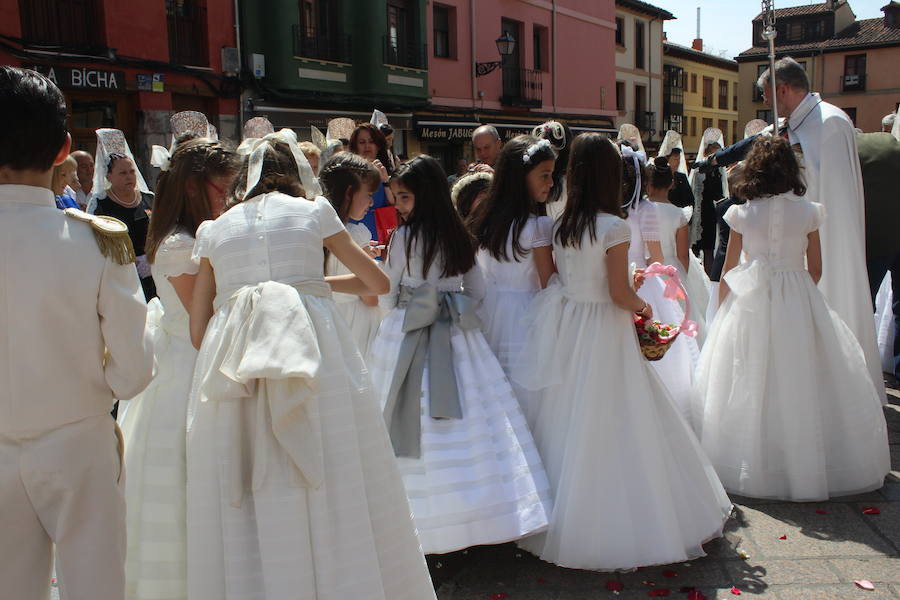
[854,580,876,590]
[491,594,509,600]
[662,569,678,578]
[815,509,828,514]
[536,577,547,584]
[862,507,881,515]
[687,591,708,600]
[648,590,671,597]
[606,580,625,591]
[730,587,742,595]
[778,535,787,540]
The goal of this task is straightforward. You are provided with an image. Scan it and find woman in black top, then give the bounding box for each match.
[94,153,156,300]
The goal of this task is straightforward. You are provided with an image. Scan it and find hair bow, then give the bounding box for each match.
[642,262,697,338]
[150,145,172,172]
[619,145,647,210]
[237,128,321,197]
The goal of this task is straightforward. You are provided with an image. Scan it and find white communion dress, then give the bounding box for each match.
[692,193,890,501]
[185,193,436,600]
[514,213,732,571]
[325,220,384,358]
[627,199,700,422]
[368,226,552,555]
[655,201,711,345]
[119,229,198,600]
[476,214,553,426]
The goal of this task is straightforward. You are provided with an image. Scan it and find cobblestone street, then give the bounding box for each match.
[431,385,900,600]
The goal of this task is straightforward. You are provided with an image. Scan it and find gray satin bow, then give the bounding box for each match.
[383,283,481,458]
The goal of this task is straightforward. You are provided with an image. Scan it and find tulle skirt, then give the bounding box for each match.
[334,298,383,359]
[693,263,890,501]
[368,307,552,555]
[512,281,732,571]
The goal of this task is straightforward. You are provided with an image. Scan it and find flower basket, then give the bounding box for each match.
[634,262,698,361]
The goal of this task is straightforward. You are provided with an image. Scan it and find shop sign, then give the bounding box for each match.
[29,65,125,92]
[417,124,477,141]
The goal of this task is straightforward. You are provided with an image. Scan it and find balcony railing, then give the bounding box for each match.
[167,0,208,66]
[383,36,427,69]
[293,25,352,64]
[637,111,656,135]
[841,73,866,92]
[501,67,542,108]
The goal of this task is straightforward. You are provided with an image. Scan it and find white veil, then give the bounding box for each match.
[617,123,646,153]
[656,130,687,174]
[743,119,768,139]
[88,128,150,214]
[892,106,900,141]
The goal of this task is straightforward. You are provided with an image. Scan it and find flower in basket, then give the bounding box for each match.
[633,263,698,361]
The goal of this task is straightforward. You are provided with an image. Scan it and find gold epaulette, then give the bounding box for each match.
[64,208,137,265]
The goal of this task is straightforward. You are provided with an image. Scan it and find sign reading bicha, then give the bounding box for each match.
[28,65,126,92]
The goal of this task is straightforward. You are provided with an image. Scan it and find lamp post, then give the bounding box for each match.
[761,0,779,127]
[475,32,516,77]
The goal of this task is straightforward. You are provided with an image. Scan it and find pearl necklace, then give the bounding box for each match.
[108,187,141,209]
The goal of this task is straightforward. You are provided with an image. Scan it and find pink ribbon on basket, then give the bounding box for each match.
[642,262,698,338]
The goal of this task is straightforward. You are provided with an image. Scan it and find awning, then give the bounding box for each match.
[249,103,414,130]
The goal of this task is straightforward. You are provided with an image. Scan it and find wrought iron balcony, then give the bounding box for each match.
[501,67,543,108]
[841,73,866,92]
[293,26,352,63]
[637,111,656,135]
[383,36,427,69]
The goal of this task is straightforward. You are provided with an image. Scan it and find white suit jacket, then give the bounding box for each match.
[0,184,154,435]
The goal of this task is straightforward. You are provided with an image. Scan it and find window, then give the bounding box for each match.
[754,64,768,101]
[635,20,645,70]
[690,73,697,93]
[167,0,208,66]
[756,109,773,122]
[386,0,423,68]
[681,71,688,89]
[806,19,824,39]
[843,54,867,92]
[533,25,548,71]
[718,80,729,109]
[718,119,729,140]
[702,76,713,108]
[702,117,713,132]
[690,116,697,137]
[843,107,857,125]
[615,17,625,46]
[732,120,738,143]
[787,22,802,42]
[616,81,625,111]
[733,83,738,111]
[297,0,347,62]
[433,4,451,58]
[19,0,104,49]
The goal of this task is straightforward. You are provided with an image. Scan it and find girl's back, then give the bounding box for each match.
[655,201,688,258]
[553,213,630,303]
[728,193,821,268]
[196,193,343,297]
[477,215,553,290]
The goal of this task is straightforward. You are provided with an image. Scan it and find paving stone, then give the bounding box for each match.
[616,559,731,590]
[829,557,900,584]
[723,558,840,587]
[737,503,894,558]
[775,583,898,599]
[880,482,900,501]
[695,587,781,599]
[853,502,900,554]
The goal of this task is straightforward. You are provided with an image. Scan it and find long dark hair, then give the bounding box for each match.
[147,138,237,262]
[319,151,380,270]
[533,120,572,204]
[228,141,305,206]
[556,133,624,248]
[734,136,806,200]
[349,123,392,172]
[469,135,556,261]
[390,155,476,278]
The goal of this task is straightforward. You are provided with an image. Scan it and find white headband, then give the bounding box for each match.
[523,138,553,165]
[237,128,321,198]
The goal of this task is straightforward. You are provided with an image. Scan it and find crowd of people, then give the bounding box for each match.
[0,57,896,600]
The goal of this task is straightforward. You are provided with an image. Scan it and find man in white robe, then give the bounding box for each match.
[0,66,154,600]
[758,57,885,398]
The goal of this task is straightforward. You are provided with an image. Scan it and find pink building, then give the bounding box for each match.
[411,0,618,169]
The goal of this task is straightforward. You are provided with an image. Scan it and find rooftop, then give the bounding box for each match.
[738,16,900,59]
[615,0,675,21]
[664,41,739,70]
[752,1,837,21]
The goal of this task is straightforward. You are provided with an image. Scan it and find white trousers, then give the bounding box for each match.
[0,415,126,600]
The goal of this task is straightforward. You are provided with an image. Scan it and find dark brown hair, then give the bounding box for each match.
[318,152,380,270]
[556,133,624,248]
[470,135,557,261]
[146,138,238,262]
[349,123,392,172]
[733,136,806,200]
[228,141,306,205]
[646,155,674,190]
[389,155,476,278]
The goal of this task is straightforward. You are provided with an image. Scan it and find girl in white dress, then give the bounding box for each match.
[319,152,385,357]
[469,135,557,425]
[368,155,552,555]
[186,138,436,600]
[624,152,700,421]
[532,120,571,220]
[119,138,237,600]
[693,136,890,501]
[514,134,731,571]
[650,158,711,345]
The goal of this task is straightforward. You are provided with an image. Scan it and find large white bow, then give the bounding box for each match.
[150,144,172,172]
[620,145,647,210]
[237,128,322,198]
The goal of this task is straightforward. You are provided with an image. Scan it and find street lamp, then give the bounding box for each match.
[475,32,516,77]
